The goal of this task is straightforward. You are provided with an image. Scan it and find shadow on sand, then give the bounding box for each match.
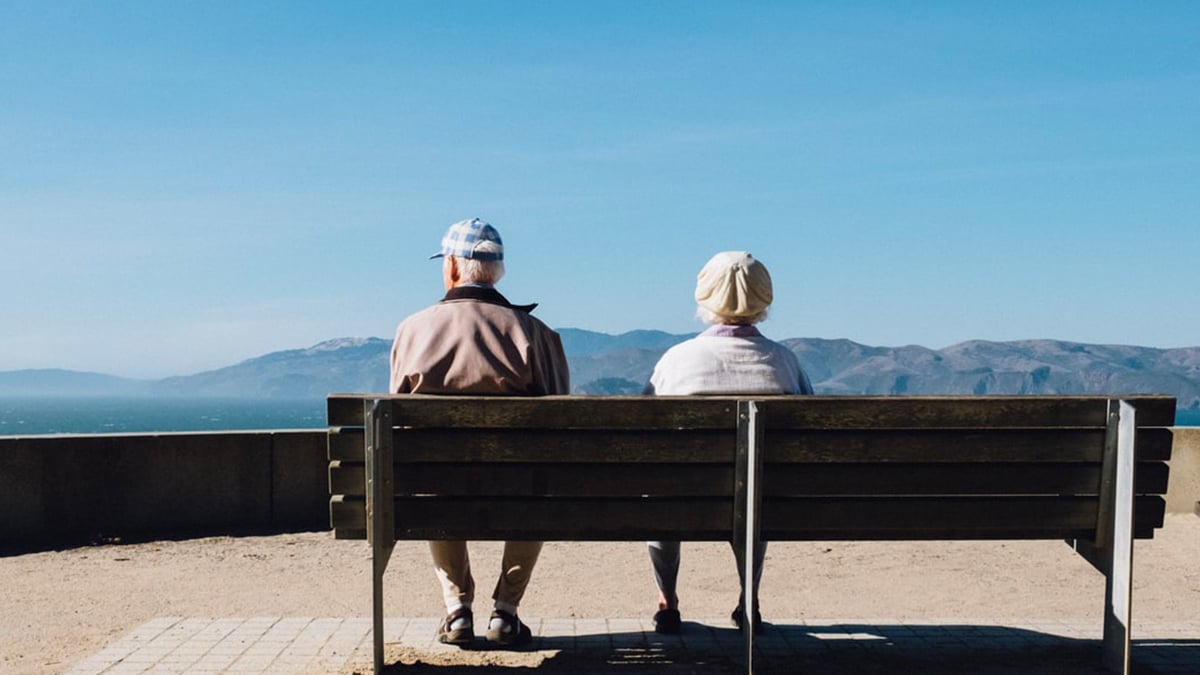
[366,623,1200,674]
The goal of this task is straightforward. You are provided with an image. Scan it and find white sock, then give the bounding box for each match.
[490,601,519,631]
[448,603,471,630]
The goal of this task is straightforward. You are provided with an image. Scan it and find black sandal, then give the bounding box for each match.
[731,605,764,635]
[653,608,682,634]
[437,607,474,645]
[485,609,532,647]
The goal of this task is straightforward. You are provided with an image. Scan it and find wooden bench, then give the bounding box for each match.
[327,394,1175,674]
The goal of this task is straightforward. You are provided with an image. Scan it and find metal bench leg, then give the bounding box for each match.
[371,540,395,674]
[1069,400,1138,674]
[1100,400,1136,675]
[734,401,764,675]
[366,399,396,674]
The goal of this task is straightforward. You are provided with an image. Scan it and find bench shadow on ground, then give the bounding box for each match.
[373,623,1200,675]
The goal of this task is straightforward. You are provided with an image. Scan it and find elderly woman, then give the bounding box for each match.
[644,251,814,636]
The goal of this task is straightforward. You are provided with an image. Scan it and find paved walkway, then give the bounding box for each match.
[65,617,1200,674]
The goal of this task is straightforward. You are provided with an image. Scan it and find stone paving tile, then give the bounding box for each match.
[65,617,1200,674]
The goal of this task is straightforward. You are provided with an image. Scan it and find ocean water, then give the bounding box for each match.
[0,396,1196,436]
[0,397,327,435]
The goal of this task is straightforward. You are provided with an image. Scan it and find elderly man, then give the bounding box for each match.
[390,217,570,647]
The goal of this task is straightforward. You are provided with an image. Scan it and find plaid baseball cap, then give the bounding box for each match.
[430,218,504,261]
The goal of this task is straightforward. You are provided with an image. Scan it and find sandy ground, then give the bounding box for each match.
[3,515,1198,674]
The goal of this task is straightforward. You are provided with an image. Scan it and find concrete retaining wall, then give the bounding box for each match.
[1167,426,1200,516]
[0,430,328,551]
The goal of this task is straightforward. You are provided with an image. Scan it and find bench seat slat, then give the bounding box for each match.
[759,395,1178,428]
[768,428,1172,462]
[328,495,1166,541]
[771,429,1106,463]
[328,427,1171,463]
[331,495,734,540]
[329,395,741,429]
[328,394,1179,429]
[330,525,1162,541]
[330,428,736,462]
[763,461,1170,497]
[761,496,1166,538]
[333,462,733,497]
[328,461,1170,498]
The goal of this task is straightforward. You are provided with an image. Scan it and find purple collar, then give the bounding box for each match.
[701,324,763,338]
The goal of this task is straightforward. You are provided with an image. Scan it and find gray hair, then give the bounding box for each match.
[455,241,505,284]
[696,305,769,326]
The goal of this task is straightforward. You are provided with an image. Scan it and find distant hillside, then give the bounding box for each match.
[0,369,150,396]
[144,330,695,398]
[557,328,694,356]
[557,328,693,394]
[788,338,1200,409]
[2,330,1198,412]
[151,337,391,398]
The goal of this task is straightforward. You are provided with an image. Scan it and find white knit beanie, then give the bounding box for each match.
[694,251,773,320]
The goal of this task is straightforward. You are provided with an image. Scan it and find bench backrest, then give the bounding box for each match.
[327,395,1175,543]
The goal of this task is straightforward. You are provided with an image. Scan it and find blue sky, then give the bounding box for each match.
[2,2,1198,379]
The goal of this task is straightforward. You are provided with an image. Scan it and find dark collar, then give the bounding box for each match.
[441,285,538,313]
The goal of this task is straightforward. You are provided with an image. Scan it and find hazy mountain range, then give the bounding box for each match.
[2,328,1198,411]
